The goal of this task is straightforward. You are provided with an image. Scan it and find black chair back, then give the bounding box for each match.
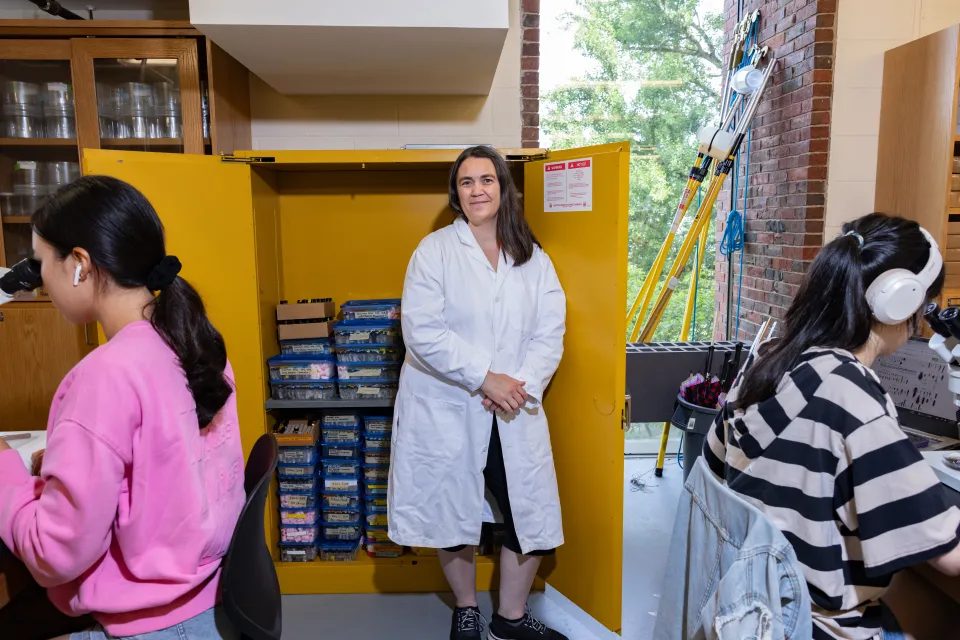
[221,433,281,640]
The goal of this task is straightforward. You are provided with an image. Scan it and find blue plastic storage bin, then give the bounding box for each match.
[321,458,361,477]
[322,441,360,459]
[319,539,361,561]
[322,492,362,509]
[323,523,362,541]
[280,524,319,544]
[338,379,399,401]
[279,338,334,358]
[333,322,402,346]
[362,415,393,434]
[278,476,316,493]
[279,543,318,562]
[322,412,361,428]
[321,507,362,525]
[364,435,391,451]
[363,464,389,482]
[278,491,318,509]
[277,461,317,478]
[277,446,318,465]
[268,355,335,381]
[341,299,402,322]
[271,380,337,401]
[336,361,400,381]
[363,448,390,466]
[336,344,404,364]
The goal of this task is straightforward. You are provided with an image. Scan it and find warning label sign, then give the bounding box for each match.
[543,157,593,212]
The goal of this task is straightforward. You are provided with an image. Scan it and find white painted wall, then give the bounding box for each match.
[248,0,522,150]
[825,0,960,240]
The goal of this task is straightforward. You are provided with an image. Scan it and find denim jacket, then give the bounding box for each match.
[653,457,812,640]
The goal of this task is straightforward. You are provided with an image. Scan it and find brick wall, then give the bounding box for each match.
[521,0,540,148]
[713,0,836,340]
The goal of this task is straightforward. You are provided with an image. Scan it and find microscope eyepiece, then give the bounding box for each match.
[939,306,960,340]
[926,303,953,337]
[0,258,42,296]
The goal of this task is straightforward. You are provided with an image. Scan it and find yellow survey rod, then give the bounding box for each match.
[654,217,711,476]
[639,159,730,341]
[627,155,712,341]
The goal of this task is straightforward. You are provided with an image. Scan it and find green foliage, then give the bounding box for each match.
[542,0,724,342]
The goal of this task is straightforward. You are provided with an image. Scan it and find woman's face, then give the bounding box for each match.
[32,232,96,325]
[456,157,501,227]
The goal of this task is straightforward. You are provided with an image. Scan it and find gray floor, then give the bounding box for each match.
[281,456,683,639]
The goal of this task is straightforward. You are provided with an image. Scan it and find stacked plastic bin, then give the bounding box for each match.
[318,413,364,561]
[271,298,338,402]
[361,414,402,558]
[333,299,403,401]
[275,419,321,562]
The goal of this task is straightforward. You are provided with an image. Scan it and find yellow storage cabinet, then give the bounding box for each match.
[83,144,629,634]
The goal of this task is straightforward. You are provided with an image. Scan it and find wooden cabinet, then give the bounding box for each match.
[875,23,960,300]
[0,304,95,431]
[0,20,253,430]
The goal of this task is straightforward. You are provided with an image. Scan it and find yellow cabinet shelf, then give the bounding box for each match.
[276,554,504,594]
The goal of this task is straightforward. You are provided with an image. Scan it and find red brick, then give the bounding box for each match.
[521,84,539,99]
[522,13,540,28]
[521,56,538,70]
[522,0,540,13]
[522,112,539,127]
[523,28,540,43]
[522,41,540,57]
[522,99,539,115]
[521,71,539,86]
[521,127,539,142]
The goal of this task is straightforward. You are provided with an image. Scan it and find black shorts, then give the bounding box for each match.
[444,416,555,557]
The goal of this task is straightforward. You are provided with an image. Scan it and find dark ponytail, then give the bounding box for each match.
[32,175,232,428]
[735,212,944,409]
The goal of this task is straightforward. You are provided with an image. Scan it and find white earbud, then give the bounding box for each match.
[73,263,82,287]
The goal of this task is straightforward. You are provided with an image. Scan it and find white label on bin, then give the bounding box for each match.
[286,550,306,556]
[15,161,37,171]
[350,332,371,342]
[278,366,305,377]
[355,311,382,319]
[47,83,69,91]
[358,386,380,395]
[686,417,696,432]
[357,368,381,377]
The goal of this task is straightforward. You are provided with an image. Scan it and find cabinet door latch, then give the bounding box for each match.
[220,155,276,164]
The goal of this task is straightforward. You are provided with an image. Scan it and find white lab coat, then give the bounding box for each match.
[387,217,566,554]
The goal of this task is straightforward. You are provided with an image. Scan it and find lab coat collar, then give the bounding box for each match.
[453,217,514,280]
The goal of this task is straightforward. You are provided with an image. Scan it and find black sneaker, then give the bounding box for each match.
[488,607,568,640]
[451,606,486,640]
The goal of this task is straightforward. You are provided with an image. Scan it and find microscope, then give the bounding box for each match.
[0,258,42,306]
[923,303,960,411]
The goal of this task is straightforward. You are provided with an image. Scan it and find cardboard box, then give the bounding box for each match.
[276,299,336,322]
[952,174,960,192]
[274,419,319,447]
[951,191,960,209]
[278,320,333,341]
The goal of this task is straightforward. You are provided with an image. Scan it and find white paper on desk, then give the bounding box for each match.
[3,431,47,470]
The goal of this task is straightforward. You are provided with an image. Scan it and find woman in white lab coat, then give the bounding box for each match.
[388,146,567,640]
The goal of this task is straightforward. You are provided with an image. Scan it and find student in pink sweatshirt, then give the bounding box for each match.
[0,176,246,640]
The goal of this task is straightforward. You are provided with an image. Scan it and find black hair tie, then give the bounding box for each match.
[146,255,182,291]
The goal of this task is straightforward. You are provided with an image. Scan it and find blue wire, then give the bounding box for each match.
[677,433,684,468]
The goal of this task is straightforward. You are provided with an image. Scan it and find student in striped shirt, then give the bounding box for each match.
[705,213,960,640]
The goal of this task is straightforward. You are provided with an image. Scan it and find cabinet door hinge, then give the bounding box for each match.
[621,394,631,430]
[219,155,276,164]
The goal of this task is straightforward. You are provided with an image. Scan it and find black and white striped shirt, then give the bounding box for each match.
[704,346,960,639]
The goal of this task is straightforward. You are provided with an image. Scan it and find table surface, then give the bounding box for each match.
[2,431,46,470]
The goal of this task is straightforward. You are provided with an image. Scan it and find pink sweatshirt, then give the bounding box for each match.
[0,321,245,636]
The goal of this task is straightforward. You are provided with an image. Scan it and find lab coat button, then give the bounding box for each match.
[482,447,488,453]
[497,345,503,352]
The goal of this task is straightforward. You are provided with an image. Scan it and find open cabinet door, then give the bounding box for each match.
[82,149,275,459]
[524,142,629,633]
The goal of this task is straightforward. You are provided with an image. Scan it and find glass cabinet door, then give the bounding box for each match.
[72,39,204,155]
[0,40,80,286]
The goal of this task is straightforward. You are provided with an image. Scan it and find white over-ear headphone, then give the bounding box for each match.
[865,226,943,325]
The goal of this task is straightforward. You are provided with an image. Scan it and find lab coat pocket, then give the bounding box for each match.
[399,392,467,460]
[520,409,554,461]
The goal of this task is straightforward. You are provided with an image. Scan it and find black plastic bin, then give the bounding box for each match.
[670,395,720,480]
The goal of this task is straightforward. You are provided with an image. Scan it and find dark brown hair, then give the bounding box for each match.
[448,146,539,266]
[735,212,943,409]
[33,176,232,428]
